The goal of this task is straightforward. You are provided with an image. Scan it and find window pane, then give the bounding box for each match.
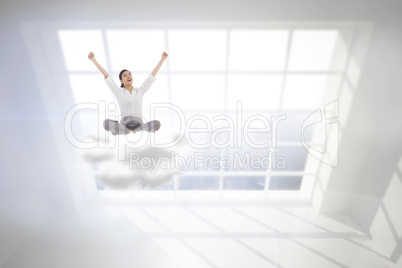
[178,176,220,190]
[224,176,265,190]
[58,30,106,71]
[224,147,271,171]
[182,146,222,172]
[227,74,283,110]
[275,112,314,142]
[242,112,273,146]
[171,74,225,111]
[151,180,174,190]
[68,74,115,105]
[273,146,308,171]
[106,30,166,72]
[269,176,302,190]
[168,30,227,71]
[141,74,169,114]
[229,30,289,71]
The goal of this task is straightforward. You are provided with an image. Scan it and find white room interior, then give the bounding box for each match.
[1,0,402,267]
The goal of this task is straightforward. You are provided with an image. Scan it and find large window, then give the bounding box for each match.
[57,25,350,199]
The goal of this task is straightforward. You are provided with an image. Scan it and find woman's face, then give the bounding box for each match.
[120,70,133,87]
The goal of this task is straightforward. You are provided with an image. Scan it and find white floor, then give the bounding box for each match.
[1,203,400,268]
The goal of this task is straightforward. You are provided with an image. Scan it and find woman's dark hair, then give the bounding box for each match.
[119,69,128,88]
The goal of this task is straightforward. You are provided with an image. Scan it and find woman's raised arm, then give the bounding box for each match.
[88,52,109,79]
[151,51,168,77]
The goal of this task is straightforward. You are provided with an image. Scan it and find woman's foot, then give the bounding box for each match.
[143,120,161,132]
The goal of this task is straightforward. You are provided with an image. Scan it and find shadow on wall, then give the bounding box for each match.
[367,153,402,262]
[309,24,373,210]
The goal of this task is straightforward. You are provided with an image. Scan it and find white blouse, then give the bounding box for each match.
[104,74,156,117]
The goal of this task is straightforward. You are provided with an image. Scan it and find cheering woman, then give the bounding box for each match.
[88,51,168,135]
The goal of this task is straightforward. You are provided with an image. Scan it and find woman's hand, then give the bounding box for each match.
[161,51,168,61]
[88,52,96,61]
[88,52,109,78]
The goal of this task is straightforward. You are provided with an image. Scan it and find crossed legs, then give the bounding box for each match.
[103,116,161,135]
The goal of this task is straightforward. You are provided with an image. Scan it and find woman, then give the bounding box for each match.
[88,51,168,135]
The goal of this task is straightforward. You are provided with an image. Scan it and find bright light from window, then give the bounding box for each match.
[276,113,314,142]
[229,30,289,71]
[168,30,227,71]
[227,74,283,110]
[288,30,338,71]
[274,146,308,171]
[58,30,106,71]
[106,30,166,72]
[68,74,115,106]
[142,73,169,110]
[171,74,225,111]
[282,74,330,110]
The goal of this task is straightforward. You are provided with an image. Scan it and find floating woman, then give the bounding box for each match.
[88,51,168,135]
